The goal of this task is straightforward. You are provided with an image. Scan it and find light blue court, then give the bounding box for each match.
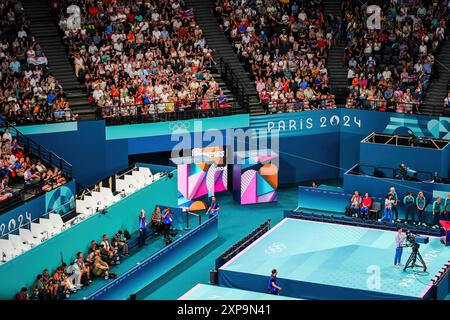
[179,284,299,300]
[219,218,449,300]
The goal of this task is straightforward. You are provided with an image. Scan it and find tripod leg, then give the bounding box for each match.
[416,251,427,272]
[403,252,415,271]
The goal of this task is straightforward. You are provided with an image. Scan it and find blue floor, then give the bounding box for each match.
[219,218,449,299]
[140,187,299,300]
[179,283,298,300]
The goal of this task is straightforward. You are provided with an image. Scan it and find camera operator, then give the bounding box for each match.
[394,228,405,268]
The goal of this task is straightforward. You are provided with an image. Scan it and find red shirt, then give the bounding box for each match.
[362,196,372,208]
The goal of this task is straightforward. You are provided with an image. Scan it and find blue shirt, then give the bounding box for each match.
[139,216,146,229]
[10,61,20,73]
[268,275,279,292]
[163,211,173,225]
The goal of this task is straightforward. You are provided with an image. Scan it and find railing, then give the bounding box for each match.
[263,98,336,113]
[349,164,434,182]
[219,57,250,113]
[346,98,420,113]
[99,100,235,126]
[6,125,73,179]
[215,219,271,269]
[2,110,77,127]
[0,198,75,240]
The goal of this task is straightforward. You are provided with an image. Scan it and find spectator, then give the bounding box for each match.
[55,0,223,120]
[349,191,362,217]
[0,0,76,125]
[216,0,336,113]
[343,0,448,113]
[360,192,372,219]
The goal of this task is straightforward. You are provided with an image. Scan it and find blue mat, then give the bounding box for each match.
[218,218,449,300]
[178,284,298,300]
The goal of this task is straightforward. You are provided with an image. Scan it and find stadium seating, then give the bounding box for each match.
[215,0,336,113]
[54,0,225,120]
[342,0,448,113]
[0,0,76,125]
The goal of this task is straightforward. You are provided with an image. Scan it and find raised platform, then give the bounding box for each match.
[178,284,298,300]
[218,218,449,300]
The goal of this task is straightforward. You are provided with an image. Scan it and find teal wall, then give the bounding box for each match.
[0,170,177,300]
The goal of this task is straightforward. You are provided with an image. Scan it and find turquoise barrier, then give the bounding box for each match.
[86,215,219,300]
[0,170,178,300]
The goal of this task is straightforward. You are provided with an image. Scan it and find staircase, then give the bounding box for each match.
[21,0,95,120]
[187,0,265,115]
[421,40,450,115]
[323,0,348,105]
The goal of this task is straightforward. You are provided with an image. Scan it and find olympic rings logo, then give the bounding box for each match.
[264,242,286,254]
[169,121,191,131]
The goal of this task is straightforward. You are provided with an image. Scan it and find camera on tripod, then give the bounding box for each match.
[403,230,429,272]
[405,230,429,247]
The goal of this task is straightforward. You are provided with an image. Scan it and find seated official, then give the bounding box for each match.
[349,191,362,217]
[360,193,372,219]
[151,206,164,235]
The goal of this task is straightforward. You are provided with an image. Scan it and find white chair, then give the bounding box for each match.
[19,228,40,247]
[132,171,147,187]
[0,239,18,261]
[30,223,47,242]
[100,187,122,204]
[49,213,66,231]
[91,191,109,209]
[138,167,154,183]
[115,178,128,195]
[8,234,31,253]
[39,218,59,237]
[82,196,98,215]
[124,175,140,191]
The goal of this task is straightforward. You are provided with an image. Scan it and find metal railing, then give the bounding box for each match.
[219,57,250,113]
[0,198,76,240]
[7,125,73,179]
[215,219,271,269]
[346,98,420,113]
[349,164,433,182]
[99,100,236,126]
[263,98,336,113]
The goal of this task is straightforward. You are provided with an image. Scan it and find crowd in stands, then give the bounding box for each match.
[215,0,336,114]
[0,0,77,125]
[15,230,130,300]
[52,0,231,120]
[347,186,450,228]
[343,0,449,113]
[0,128,67,202]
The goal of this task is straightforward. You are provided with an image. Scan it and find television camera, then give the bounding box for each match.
[403,230,429,272]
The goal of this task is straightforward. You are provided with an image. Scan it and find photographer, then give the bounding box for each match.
[394,228,405,268]
[112,230,129,257]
